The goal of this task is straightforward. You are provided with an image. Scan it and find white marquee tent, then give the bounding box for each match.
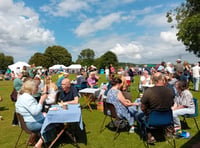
[66,64,82,69]
[8,61,30,74]
[49,64,67,70]
[66,64,82,73]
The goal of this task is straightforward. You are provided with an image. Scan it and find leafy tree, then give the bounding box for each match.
[166,0,200,57]
[43,45,72,68]
[0,53,14,70]
[29,52,47,67]
[76,48,95,66]
[4,56,14,68]
[95,51,119,69]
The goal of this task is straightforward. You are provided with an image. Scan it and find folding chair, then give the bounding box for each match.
[100,101,128,140]
[142,109,176,148]
[182,98,199,131]
[15,113,40,148]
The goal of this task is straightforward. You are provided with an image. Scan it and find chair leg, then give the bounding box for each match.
[113,120,120,140]
[15,129,23,148]
[193,118,200,131]
[26,133,37,148]
[173,138,176,148]
[100,116,107,133]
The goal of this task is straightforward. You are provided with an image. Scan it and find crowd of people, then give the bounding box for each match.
[1,59,199,147]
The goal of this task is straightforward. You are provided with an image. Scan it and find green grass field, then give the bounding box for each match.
[0,74,200,148]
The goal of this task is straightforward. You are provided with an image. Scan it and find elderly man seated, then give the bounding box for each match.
[135,72,174,144]
[87,71,99,88]
[59,78,79,104]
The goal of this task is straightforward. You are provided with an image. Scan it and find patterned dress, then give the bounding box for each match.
[107,89,136,126]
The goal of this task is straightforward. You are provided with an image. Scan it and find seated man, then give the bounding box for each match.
[59,78,79,104]
[87,71,99,88]
[135,72,174,144]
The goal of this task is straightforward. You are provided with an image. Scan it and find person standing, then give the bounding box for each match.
[110,64,115,74]
[191,62,200,91]
[105,66,110,81]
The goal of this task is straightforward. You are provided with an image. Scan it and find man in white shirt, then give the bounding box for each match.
[191,62,200,91]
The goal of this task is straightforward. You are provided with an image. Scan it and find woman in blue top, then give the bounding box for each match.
[107,77,138,133]
[16,79,48,147]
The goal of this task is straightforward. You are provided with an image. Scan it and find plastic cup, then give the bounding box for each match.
[63,105,68,110]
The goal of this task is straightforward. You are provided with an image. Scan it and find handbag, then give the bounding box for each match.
[10,88,18,102]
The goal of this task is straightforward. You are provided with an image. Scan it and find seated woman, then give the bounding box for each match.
[15,79,58,148]
[138,70,152,92]
[107,77,138,133]
[104,73,115,96]
[172,81,195,132]
[15,79,47,147]
[43,76,59,112]
[87,71,99,88]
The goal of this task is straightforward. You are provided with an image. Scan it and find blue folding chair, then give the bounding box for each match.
[143,109,176,148]
[182,98,199,131]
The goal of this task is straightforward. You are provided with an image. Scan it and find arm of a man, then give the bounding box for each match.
[63,86,79,104]
[63,96,78,104]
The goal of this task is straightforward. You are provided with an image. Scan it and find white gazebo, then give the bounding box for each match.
[8,61,30,75]
[49,64,67,70]
[66,64,82,73]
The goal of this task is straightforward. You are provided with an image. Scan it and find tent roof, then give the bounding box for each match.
[8,61,30,74]
[8,61,30,69]
[49,64,67,70]
[66,64,82,69]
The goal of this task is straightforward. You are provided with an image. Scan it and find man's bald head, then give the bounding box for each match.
[152,72,164,85]
[61,78,71,91]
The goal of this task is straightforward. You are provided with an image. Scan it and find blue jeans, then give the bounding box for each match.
[26,119,44,132]
[193,77,199,91]
[173,108,195,127]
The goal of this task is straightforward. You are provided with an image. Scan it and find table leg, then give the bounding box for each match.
[82,94,93,112]
[48,124,68,148]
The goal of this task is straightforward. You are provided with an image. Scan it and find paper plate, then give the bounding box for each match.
[49,107,59,111]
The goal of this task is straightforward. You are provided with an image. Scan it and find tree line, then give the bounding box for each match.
[0,45,119,70]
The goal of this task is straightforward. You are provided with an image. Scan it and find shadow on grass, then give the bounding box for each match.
[81,103,97,111]
[0,106,9,111]
[101,121,130,140]
[181,131,200,148]
[52,122,87,148]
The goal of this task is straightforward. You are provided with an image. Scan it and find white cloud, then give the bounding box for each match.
[160,31,181,46]
[0,0,55,62]
[40,0,90,17]
[71,31,199,64]
[137,13,169,27]
[110,43,143,60]
[74,12,121,37]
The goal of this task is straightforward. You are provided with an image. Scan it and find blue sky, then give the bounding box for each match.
[0,0,199,64]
